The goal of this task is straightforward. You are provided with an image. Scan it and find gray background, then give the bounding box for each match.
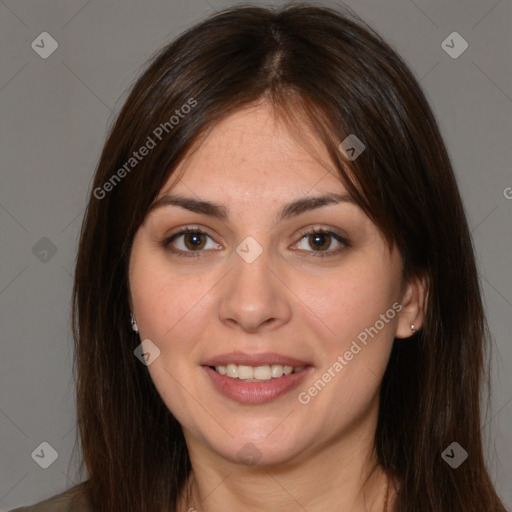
[0,0,511,509]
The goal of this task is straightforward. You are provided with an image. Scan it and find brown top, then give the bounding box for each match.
[9,482,94,512]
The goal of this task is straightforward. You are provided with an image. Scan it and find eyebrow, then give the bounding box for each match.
[148,192,355,222]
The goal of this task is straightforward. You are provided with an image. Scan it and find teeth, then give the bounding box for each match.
[271,364,283,378]
[214,364,305,381]
[238,365,254,380]
[226,364,238,378]
[254,365,271,380]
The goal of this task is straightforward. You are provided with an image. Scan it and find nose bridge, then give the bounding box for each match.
[233,237,272,292]
[218,236,290,331]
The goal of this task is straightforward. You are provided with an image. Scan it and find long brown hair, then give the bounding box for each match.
[72,3,508,511]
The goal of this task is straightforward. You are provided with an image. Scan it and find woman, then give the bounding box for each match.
[11,3,509,512]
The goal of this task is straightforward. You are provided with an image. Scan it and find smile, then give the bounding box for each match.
[202,353,313,404]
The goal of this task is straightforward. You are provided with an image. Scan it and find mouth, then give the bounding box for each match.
[202,353,313,404]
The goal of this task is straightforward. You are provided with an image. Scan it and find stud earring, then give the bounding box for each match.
[130,316,138,333]
[410,324,415,332]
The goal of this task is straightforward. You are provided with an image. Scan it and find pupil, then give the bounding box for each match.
[310,233,330,250]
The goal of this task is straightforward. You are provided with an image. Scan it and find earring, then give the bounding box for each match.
[410,324,415,332]
[130,316,138,333]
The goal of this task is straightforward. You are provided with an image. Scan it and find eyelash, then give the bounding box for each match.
[162,226,350,259]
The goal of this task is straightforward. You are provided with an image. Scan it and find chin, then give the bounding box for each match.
[201,424,312,468]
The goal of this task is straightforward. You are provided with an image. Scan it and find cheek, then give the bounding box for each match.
[129,252,214,422]
[301,252,401,369]
[300,270,398,422]
[131,264,212,347]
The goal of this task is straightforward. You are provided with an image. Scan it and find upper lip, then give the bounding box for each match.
[202,352,311,367]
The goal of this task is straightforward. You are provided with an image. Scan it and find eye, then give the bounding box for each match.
[162,226,350,259]
[292,228,349,257]
[163,227,221,257]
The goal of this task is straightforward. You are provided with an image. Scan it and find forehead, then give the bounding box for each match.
[160,102,348,198]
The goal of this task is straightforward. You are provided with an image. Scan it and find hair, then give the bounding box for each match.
[71,3,508,511]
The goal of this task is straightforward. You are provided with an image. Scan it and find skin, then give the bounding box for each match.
[128,101,426,512]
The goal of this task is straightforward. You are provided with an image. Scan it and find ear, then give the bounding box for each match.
[395,273,428,339]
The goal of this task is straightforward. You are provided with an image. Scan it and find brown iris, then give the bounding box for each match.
[184,232,206,250]
[308,232,331,251]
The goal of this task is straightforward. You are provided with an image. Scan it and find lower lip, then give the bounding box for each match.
[203,366,313,404]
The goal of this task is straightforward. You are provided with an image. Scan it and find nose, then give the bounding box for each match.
[218,243,292,333]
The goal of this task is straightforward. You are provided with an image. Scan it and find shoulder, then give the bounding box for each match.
[8,481,94,512]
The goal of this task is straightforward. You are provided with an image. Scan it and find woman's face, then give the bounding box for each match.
[129,102,411,467]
